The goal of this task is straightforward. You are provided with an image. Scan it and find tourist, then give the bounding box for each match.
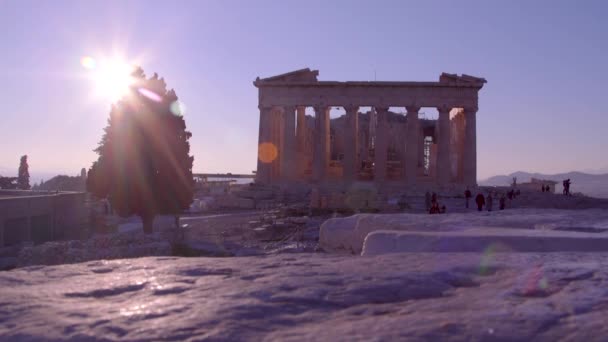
[562,179,571,196]
[487,192,493,211]
[440,205,446,214]
[431,192,438,204]
[475,193,485,211]
[429,202,440,214]
[425,191,432,211]
[464,187,472,208]
[541,185,545,192]
[499,194,506,210]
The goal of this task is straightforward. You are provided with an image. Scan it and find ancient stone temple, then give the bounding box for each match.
[254,68,486,188]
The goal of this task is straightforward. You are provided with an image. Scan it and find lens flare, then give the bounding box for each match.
[81,56,96,69]
[522,265,549,295]
[258,142,278,163]
[138,88,163,102]
[85,57,136,102]
[479,242,511,275]
[170,101,186,116]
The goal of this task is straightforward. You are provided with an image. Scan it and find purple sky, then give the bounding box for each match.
[1,0,607,182]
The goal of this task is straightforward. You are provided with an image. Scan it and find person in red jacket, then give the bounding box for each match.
[475,193,485,211]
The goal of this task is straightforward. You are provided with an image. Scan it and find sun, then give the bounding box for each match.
[82,56,136,103]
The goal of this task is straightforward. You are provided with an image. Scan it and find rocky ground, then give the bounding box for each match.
[3,198,608,340]
[1,252,608,341]
[0,206,328,270]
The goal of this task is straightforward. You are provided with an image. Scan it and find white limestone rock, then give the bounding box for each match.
[361,228,608,256]
[319,209,608,254]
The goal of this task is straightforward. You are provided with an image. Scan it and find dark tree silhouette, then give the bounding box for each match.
[18,155,30,190]
[0,177,18,189]
[87,67,194,234]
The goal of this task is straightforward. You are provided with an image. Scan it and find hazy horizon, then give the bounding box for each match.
[1,0,607,181]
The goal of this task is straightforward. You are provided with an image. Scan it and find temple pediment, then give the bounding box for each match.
[256,68,319,84]
[439,73,487,86]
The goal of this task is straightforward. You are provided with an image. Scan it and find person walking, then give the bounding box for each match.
[465,188,472,209]
[475,192,485,211]
[499,194,506,210]
[487,192,493,212]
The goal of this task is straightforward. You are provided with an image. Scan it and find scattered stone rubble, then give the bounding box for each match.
[0,203,331,270]
[0,231,173,270]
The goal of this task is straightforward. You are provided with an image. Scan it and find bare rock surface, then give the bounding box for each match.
[1,253,608,341]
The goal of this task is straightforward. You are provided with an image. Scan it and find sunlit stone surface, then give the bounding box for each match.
[1,253,608,341]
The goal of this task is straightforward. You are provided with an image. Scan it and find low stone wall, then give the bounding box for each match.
[0,190,88,247]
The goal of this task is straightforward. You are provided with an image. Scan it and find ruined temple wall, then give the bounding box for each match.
[299,115,315,179]
[330,116,346,160]
[358,113,371,164]
[430,143,438,178]
[387,119,406,162]
[418,127,425,169]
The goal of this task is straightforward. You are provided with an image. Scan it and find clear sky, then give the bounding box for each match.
[1,0,607,182]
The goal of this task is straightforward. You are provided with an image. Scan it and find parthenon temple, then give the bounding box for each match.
[254,68,486,189]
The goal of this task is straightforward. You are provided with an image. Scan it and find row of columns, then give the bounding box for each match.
[257,105,477,186]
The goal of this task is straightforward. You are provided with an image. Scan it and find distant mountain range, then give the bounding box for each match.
[480,171,608,198]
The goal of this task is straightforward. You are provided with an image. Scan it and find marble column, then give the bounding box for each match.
[313,106,330,182]
[462,106,477,186]
[256,106,272,184]
[270,109,280,182]
[343,106,359,181]
[404,106,420,185]
[296,106,306,179]
[436,106,452,185]
[374,107,389,182]
[280,106,296,181]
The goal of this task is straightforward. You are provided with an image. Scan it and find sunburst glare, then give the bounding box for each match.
[82,55,136,103]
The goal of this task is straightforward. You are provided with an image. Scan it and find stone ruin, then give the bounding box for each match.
[252,68,487,210]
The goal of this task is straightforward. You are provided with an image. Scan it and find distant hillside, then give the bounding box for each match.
[480,171,608,198]
[32,175,86,192]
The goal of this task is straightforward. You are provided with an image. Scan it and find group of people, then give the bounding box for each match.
[539,179,572,196]
[422,179,574,215]
[425,191,446,214]
[465,187,516,212]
